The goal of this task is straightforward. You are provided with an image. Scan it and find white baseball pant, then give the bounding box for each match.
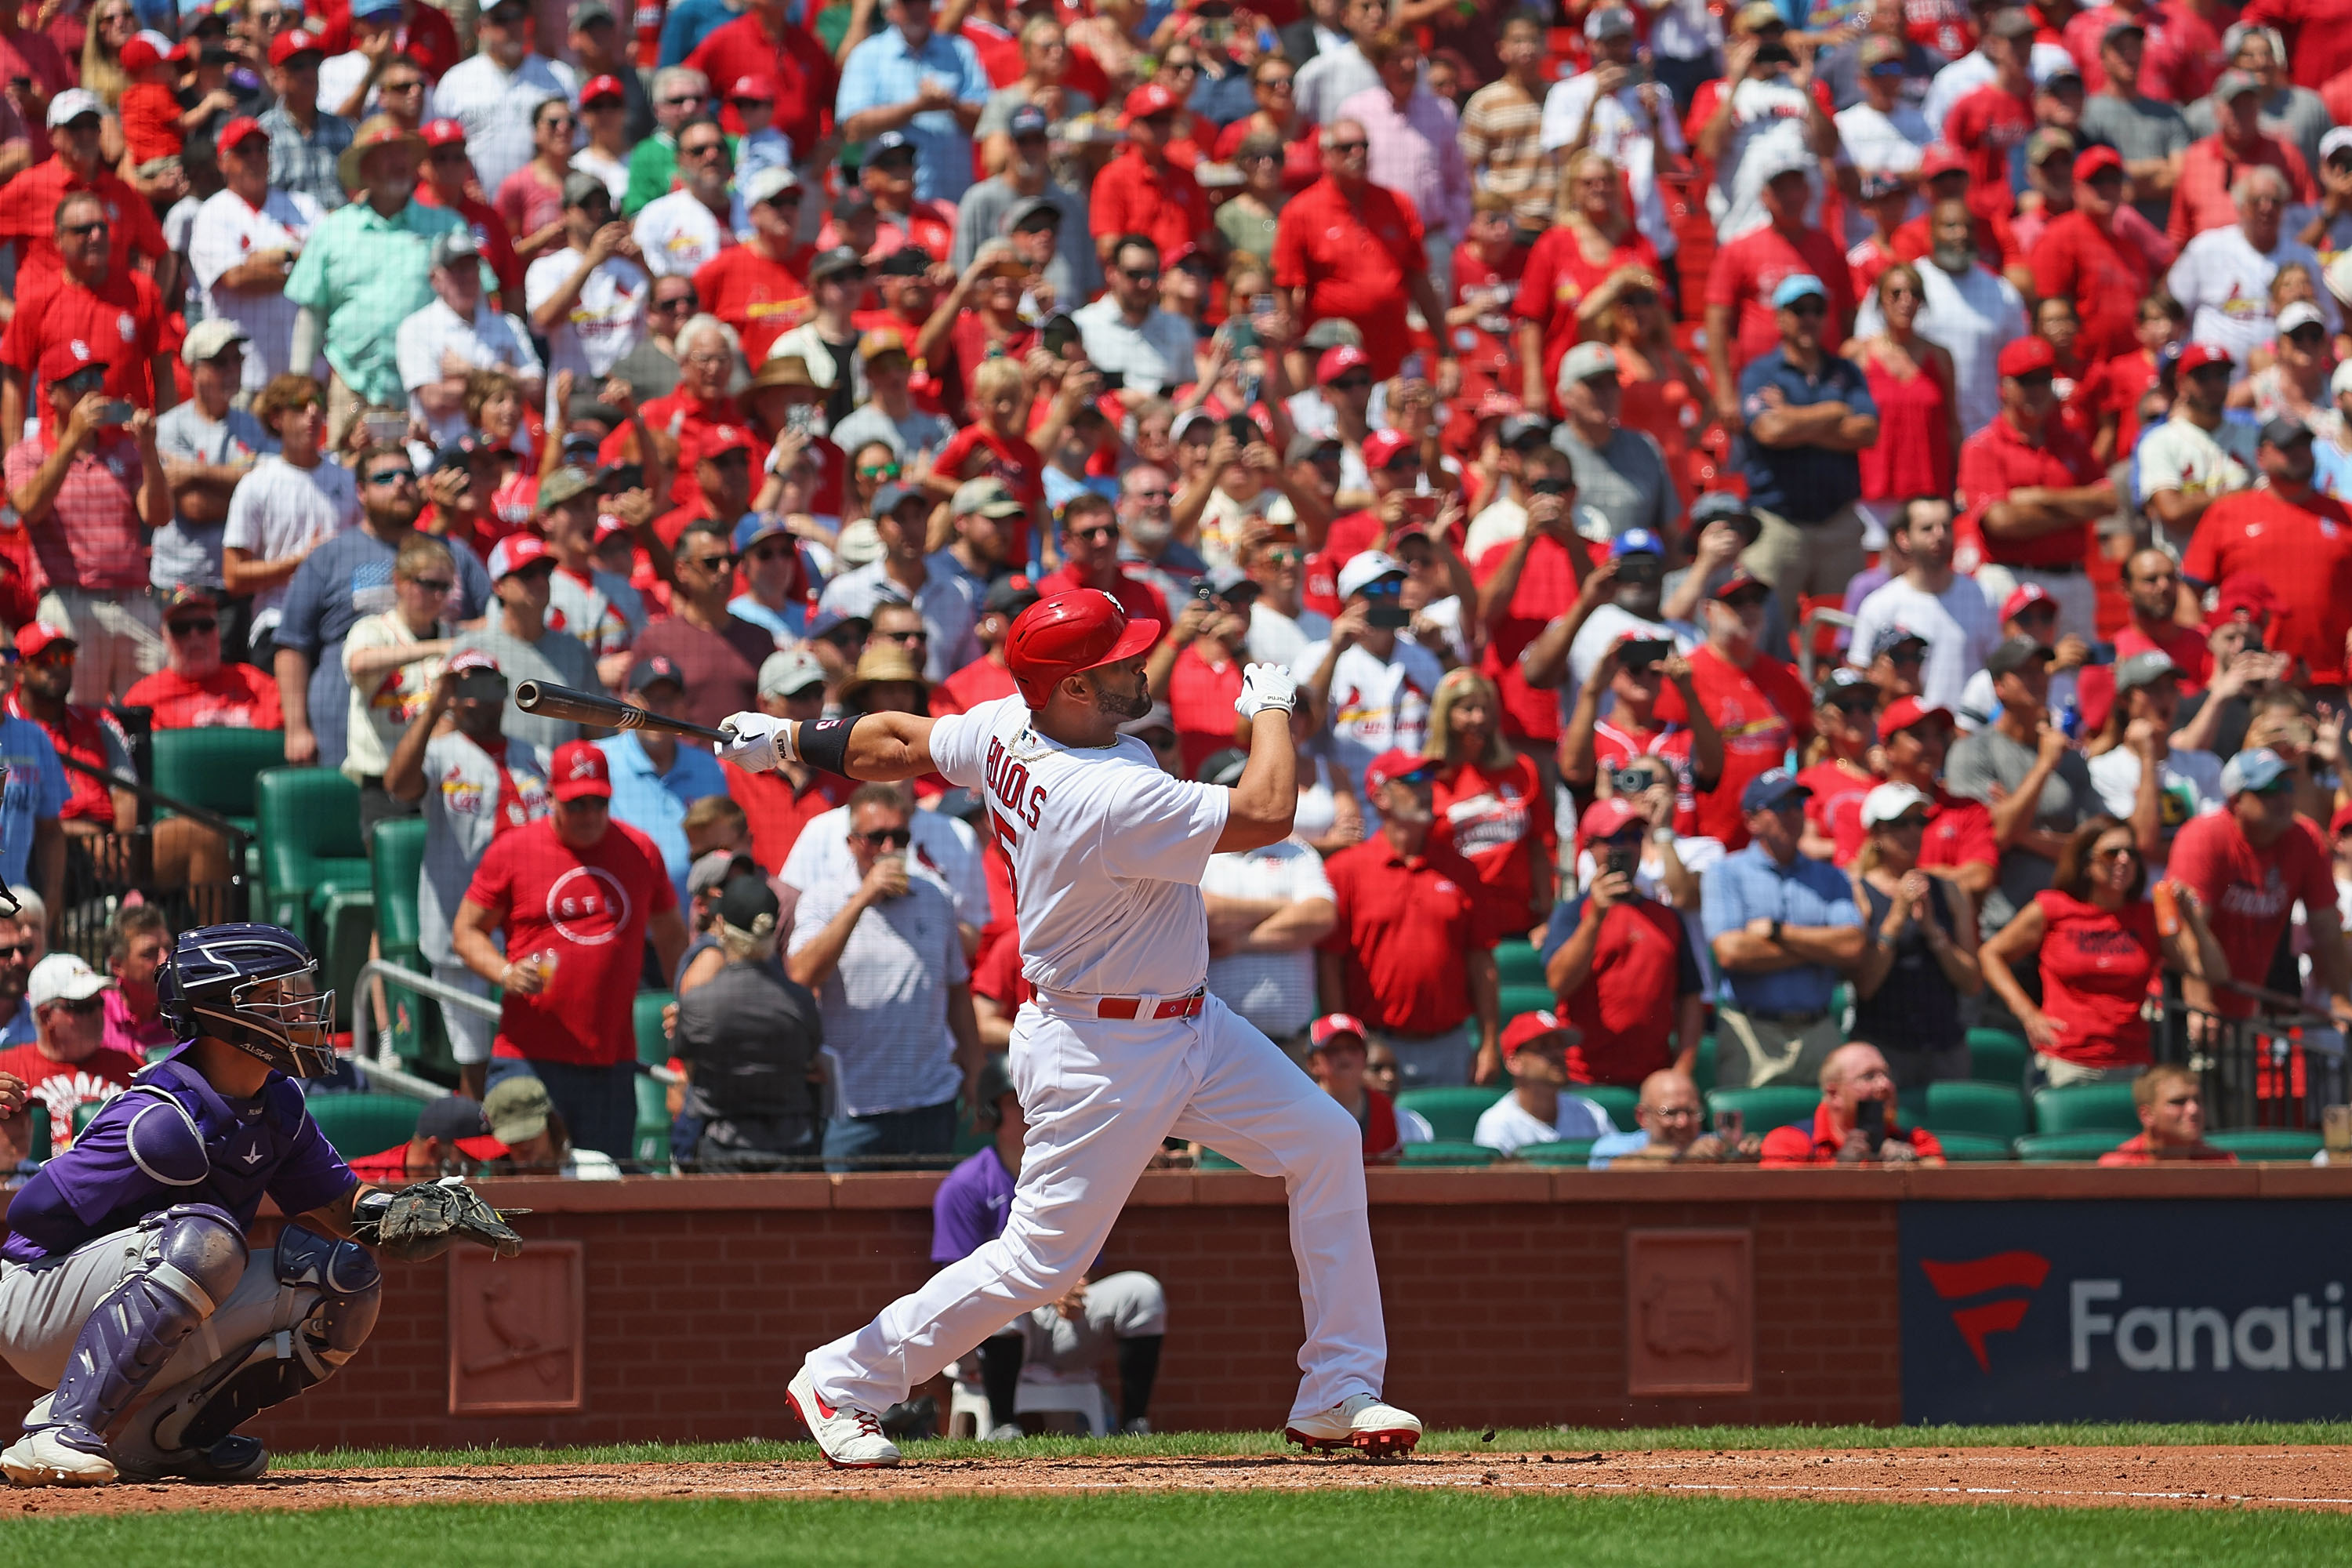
[805,990,1387,1425]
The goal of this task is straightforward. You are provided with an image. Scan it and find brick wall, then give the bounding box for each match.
[2,1165,2338,1450]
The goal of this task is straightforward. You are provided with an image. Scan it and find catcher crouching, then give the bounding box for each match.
[0,923,521,1486]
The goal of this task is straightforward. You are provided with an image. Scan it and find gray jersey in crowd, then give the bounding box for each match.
[1945,724,2099,933]
[417,728,551,967]
[447,622,602,753]
[150,401,276,593]
[1553,423,1681,541]
[952,174,1101,303]
[676,960,826,1155]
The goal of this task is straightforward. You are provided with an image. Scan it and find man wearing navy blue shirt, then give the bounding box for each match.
[1734,272,1880,641]
[1700,769,1866,1090]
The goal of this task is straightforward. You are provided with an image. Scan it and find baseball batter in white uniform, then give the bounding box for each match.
[720,588,1420,1468]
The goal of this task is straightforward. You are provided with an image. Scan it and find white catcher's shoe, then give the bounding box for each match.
[2,1428,117,1486]
[787,1366,901,1469]
[1284,1393,1422,1458]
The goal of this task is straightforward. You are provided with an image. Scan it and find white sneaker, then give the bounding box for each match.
[2,1428,117,1486]
[1284,1393,1422,1458]
[983,1422,1025,1442]
[787,1366,901,1469]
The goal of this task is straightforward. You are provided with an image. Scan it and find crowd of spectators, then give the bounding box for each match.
[5,0,2352,1178]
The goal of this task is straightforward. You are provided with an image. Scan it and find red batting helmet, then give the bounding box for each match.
[1004,590,1160,707]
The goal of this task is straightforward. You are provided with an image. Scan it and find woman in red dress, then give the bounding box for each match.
[1842,263,1958,543]
[1425,668,1555,942]
[1514,151,1662,415]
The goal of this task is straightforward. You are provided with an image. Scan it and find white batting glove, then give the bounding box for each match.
[717,711,788,773]
[1235,662,1299,718]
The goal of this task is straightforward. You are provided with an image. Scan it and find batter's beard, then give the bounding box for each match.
[1094,674,1152,720]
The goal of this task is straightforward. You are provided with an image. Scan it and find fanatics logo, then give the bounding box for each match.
[1921,1250,2051,1371]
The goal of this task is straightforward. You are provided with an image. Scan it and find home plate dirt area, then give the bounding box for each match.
[13,1446,2352,1516]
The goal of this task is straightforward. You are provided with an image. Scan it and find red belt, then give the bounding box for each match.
[1096,989,1205,1021]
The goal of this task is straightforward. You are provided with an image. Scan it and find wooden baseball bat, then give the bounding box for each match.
[511,680,735,745]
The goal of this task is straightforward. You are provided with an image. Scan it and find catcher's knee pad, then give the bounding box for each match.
[157,1230,382,1453]
[143,1203,249,1319]
[273,1225,383,1363]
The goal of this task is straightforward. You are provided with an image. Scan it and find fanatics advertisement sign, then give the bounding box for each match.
[1900,1203,2352,1423]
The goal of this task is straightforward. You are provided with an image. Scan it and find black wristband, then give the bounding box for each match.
[800,715,860,777]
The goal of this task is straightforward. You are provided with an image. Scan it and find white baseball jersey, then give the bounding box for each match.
[929,695,1229,997]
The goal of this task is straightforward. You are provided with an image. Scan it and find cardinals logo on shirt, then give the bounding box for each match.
[546,865,632,945]
[116,313,136,343]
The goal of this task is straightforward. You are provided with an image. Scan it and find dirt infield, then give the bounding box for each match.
[9,1446,2352,1517]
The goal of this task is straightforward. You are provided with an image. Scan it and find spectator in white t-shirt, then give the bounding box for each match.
[1834,38,1931,237]
[221,372,359,662]
[2136,342,2258,554]
[2085,650,2223,883]
[524,172,650,392]
[396,227,544,445]
[1292,550,1445,799]
[1472,1011,1617,1155]
[2166,165,2332,365]
[1844,496,2000,713]
[188,115,325,396]
[1195,749,1338,1051]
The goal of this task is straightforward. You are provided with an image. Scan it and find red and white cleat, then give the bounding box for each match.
[1284,1394,1422,1459]
[787,1366,902,1469]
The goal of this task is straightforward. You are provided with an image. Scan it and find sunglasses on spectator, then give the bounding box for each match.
[878,627,929,644]
[686,552,739,572]
[60,218,107,238]
[681,141,728,159]
[1830,695,1877,715]
[1784,299,1828,318]
[405,576,454,593]
[652,294,697,312]
[166,618,219,636]
[858,462,902,481]
[1327,139,1368,154]
[1120,266,1161,281]
[2093,843,2141,862]
[380,78,423,93]
[48,995,103,1016]
[1065,522,1119,541]
[0,942,32,960]
[365,467,416,485]
[1328,373,1372,392]
[660,93,705,107]
[855,827,913,848]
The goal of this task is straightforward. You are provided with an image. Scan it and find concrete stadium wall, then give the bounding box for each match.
[3,1166,2345,1451]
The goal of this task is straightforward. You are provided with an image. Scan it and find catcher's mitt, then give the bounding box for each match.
[353,1177,526,1261]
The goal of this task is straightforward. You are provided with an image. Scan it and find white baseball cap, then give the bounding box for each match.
[45,88,101,129]
[2279,300,2328,336]
[1337,550,1407,601]
[1860,781,1933,829]
[28,952,111,1011]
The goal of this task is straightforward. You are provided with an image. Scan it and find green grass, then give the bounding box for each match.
[9,1492,2347,1567]
[274,1421,2352,1471]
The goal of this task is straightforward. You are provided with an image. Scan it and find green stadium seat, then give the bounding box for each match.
[368,818,440,1069]
[2014,1131,2129,1161]
[151,726,285,841]
[303,1092,421,1160]
[633,1072,671,1170]
[1573,1083,1639,1131]
[1707,1084,1820,1137]
[1693,1033,1716,1094]
[25,1106,48,1163]
[1926,1081,2028,1141]
[1196,1147,1243,1170]
[2207,1128,2325,1160]
[1398,1140,1497,1166]
[257,769,374,1027]
[635,989,675,1066]
[1515,1138,1596,1165]
[1396,1085,1507,1142]
[1497,984,1555,1022]
[1926,1131,2013,1162]
[71,1100,101,1137]
[1965,1028,2028,1087]
[1493,938,1546,989]
[2032,1081,2141,1134]
[1896,1085,1928,1129]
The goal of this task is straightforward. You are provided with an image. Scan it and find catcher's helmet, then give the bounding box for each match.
[157,923,338,1079]
[1003,589,1160,707]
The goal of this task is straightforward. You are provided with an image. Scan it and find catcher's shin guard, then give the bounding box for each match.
[42,1205,247,1445]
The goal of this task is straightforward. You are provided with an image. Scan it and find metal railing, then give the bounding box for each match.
[2147,978,2346,1130]
[48,754,252,967]
[1795,604,1857,688]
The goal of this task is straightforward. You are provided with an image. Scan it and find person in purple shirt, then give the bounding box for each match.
[0,924,519,1489]
[935,1056,1167,1439]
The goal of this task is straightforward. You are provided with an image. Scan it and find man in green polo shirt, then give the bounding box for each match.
[285,114,467,447]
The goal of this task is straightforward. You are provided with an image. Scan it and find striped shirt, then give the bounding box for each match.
[2,429,149,593]
[1459,78,1552,228]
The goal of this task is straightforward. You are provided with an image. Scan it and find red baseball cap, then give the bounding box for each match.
[1711,568,1770,604]
[1316,343,1371,384]
[728,74,775,101]
[2000,582,2054,622]
[1918,143,1968,180]
[1877,695,1954,742]
[1577,797,1642,846]
[550,739,613,802]
[1363,749,1436,793]
[13,622,75,660]
[421,117,468,148]
[699,423,759,460]
[1361,429,1416,470]
[2177,342,2232,375]
[1123,82,1179,122]
[2073,144,2125,182]
[580,74,626,106]
[216,114,269,154]
[1501,1010,1573,1058]
[487,532,554,579]
[1308,1013,1369,1051]
[1996,336,2056,378]
[38,336,103,386]
[119,34,165,71]
[267,27,324,64]
[2207,572,2278,629]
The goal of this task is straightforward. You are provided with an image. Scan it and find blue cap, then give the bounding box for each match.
[1871,622,1930,659]
[1610,528,1664,558]
[1007,103,1051,138]
[1740,768,1811,815]
[1770,274,1829,309]
[2221,747,2292,797]
[869,130,916,159]
[732,512,792,551]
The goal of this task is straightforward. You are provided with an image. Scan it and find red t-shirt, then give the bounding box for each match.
[1705,220,1856,377]
[118,80,182,163]
[2031,887,2161,1065]
[1272,176,1425,378]
[7,694,125,826]
[1431,753,1555,944]
[1592,720,1702,837]
[1088,149,1209,266]
[2113,618,2212,692]
[1319,837,1482,1036]
[684,11,838,154]
[1955,412,2104,572]
[346,1132,507,1182]
[2028,212,2152,364]
[461,816,677,1066]
[967,922,1034,1011]
[724,759,847,875]
[2167,812,2335,1021]
[0,266,168,410]
[1514,225,1662,408]
[1473,531,1586,743]
[1759,1100,1946,1164]
[931,655,1018,717]
[1798,757,1875,864]
[1653,644,1813,850]
[931,424,1040,568]
[2077,346,2163,455]
[2096,1132,2238,1165]
[691,244,811,366]
[604,388,755,507]
[2180,488,2352,684]
[1943,82,2035,220]
[1167,642,1244,776]
[122,663,282,730]
[1919,786,1998,877]
[0,159,169,300]
[0,1041,141,1152]
[1555,893,1699,1087]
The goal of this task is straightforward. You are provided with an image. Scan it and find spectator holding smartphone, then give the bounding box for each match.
[1541,797,1708,1086]
[1759,1041,1947,1166]
[1588,1068,1764,1167]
